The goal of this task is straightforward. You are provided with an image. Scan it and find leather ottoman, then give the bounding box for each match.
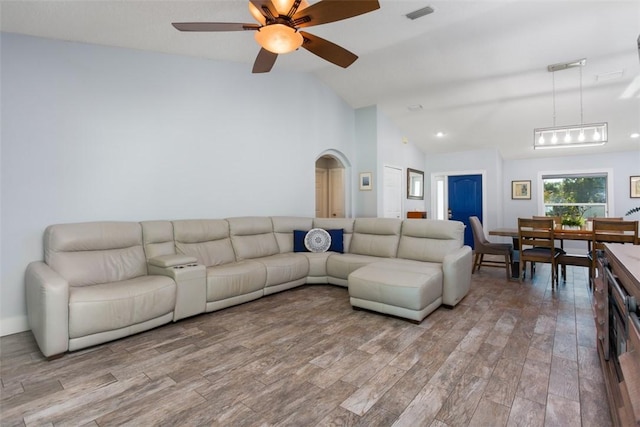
[347,262,443,323]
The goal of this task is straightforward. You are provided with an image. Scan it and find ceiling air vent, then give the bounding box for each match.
[406,6,434,20]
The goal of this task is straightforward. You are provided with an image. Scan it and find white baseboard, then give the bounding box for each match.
[1,315,29,337]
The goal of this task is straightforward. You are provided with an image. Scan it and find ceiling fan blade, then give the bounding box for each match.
[250,0,279,20]
[300,31,357,68]
[172,22,260,32]
[253,48,278,73]
[292,0,380,28]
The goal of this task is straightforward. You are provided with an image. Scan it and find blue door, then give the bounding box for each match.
[448,174,483,248]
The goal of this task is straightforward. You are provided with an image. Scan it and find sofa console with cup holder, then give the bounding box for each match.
[25,216,472,358]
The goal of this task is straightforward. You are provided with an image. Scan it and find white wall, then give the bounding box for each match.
[424,148,504,232]
[503,151,640,227]
[0,34,357,335]
[376,109,427,216]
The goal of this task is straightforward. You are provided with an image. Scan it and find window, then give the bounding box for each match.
[542,173,609,221]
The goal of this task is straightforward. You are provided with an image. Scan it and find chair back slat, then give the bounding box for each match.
[532,215,562,229]
[592,219,638,247]
[518,218,556,250]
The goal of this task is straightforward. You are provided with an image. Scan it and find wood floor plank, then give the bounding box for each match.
[435,373,488,426]
[516,358,550,405]
[468,398,510,427]
[391,384,449,427]
[548,356,580,402]
[0,267,613,426]
[507,396,546,427]
[545,394,581,427]
[340,365,405,416]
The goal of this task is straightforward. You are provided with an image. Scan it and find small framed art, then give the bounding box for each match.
[631,176,640,198]
[512,180,531,200]
[359,172,373,191]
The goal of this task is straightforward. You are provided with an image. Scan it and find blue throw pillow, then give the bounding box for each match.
[293,230,309,252]
[293,229,344,253]
[327,229,344,253]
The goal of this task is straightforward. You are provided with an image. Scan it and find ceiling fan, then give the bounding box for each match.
[172,0,380,73]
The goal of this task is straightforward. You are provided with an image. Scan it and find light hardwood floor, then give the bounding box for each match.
[1,264,612,426]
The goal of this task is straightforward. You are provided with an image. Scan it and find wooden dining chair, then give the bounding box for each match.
[532,215,567,280]
[518,217,561,287]
[469,216,513,280]
[590,219,638,284]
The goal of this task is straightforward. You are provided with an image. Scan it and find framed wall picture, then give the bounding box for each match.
[631,176,640,198]
[359,172,372,191]
[512,180,531,200]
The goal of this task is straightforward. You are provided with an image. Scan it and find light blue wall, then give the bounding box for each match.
[425,148,640,247]
[0,33,357,334]
[354,106,377,217]
[424,148,504,231]
[503,151,640,227]
[376,109,427,215]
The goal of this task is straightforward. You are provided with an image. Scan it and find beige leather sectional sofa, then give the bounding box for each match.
[25,217,472,358]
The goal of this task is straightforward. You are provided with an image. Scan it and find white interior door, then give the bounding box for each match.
[383,166,402,219]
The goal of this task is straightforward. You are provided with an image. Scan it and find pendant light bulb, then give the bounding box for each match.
[593,128,601,141]
[564,131,572,143]
[551,132,558,144]
[538,134,545,145]
[578,130,585,142]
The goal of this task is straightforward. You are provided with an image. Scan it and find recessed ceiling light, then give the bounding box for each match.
[631,132,640,139]
[435,131,446,138]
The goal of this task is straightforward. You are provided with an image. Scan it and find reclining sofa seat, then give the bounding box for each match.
[325,218,401,286]
[26,222,177,357]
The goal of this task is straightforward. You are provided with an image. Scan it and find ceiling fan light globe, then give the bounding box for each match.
[255,24,303,54]
[249,3,266,25]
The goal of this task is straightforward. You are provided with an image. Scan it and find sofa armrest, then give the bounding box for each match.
[25,261,69,358]
[442,246,472,307]
[148,254,198,268]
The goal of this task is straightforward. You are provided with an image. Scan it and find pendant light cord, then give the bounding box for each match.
[579,65,584,126]
[552,71,556,127]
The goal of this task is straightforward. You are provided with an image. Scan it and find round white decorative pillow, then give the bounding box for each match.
[304,228,332,253]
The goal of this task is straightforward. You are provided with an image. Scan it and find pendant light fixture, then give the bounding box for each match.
[534,58,607,149]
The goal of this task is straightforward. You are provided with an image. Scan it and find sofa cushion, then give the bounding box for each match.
[68,275,176,338]
[256,253,310,287]
[326,253,386,281]
[44,222,147,287]
[349,218,402,258]
[141,220,175,259]
[228,217,279,261]
[173,220,235,267]
[205,261,266,302]
[313,218,355,252]
[272,216,313,253]
[397,220,464,263]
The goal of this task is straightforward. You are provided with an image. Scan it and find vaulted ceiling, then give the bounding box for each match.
[2,0,639,159]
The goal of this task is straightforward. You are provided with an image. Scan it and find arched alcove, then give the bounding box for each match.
[315,149,352,218]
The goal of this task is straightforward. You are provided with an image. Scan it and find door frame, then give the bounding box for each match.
[430,169,488,224]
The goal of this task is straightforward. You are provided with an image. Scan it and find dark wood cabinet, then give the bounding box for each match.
[598,244,640,426]
[407,211,427,219]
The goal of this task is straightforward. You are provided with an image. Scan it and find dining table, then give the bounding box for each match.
[489,227,593,279]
